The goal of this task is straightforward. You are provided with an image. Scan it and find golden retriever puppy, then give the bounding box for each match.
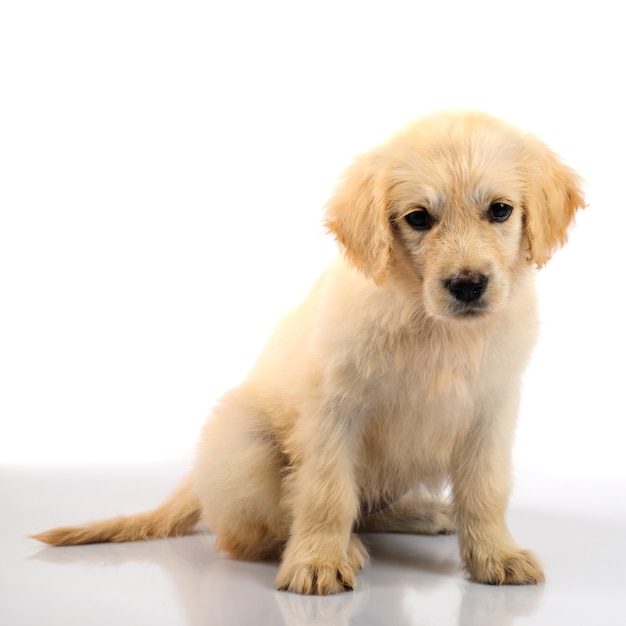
[34,111,585,595]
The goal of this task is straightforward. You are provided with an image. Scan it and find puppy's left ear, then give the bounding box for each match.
[324,155,393,284]
[523,138,586,268]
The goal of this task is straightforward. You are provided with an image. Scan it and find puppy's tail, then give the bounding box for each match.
[31,474,201,546]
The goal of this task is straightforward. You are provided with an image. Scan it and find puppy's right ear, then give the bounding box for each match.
[324,156,392,284]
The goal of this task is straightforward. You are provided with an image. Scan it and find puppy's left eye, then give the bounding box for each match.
[488,202,513,222]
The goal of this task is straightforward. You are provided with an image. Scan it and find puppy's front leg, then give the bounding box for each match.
[277,403,368,595]
[452,411,544,585]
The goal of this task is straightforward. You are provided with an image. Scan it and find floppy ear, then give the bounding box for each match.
[324,156,393,284]
[523,139,586,268]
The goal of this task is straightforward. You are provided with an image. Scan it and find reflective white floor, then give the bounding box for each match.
[2,461,625,626]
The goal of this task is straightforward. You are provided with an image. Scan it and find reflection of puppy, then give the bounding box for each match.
[34,111,585,595]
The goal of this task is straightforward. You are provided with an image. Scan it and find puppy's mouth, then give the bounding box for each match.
[449,304,491,319]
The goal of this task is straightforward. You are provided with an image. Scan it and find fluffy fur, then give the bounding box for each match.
[33,111,585,595]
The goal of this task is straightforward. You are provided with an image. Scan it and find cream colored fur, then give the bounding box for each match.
[33,111,585,595]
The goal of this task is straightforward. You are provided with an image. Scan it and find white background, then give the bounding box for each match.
[1,0,624,478]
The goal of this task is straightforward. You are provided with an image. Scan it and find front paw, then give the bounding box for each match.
[277,536,368,595]
[465,546,544,585]
[277,561,357,595]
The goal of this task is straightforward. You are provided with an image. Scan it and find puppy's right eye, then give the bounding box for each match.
[404,209,433,231]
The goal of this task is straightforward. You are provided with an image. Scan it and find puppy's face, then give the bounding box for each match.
[389,136,526,319]
[325,111,585,320]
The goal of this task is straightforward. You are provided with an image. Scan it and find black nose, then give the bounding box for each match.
[446,273,489,304]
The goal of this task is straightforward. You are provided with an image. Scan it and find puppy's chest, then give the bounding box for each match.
[375,358,476,450]
[357,333,486,486]
[369,329,486,417]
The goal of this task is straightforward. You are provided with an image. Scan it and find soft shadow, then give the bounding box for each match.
[274,590,366,626]
[33,504,620,626]
[363,531,461,578]
[31,530,541,626]
[458,581,544,626]
[33,534,282,625]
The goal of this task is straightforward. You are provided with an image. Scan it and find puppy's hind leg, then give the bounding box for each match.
[358,488,456,535]
[193,386,290,562]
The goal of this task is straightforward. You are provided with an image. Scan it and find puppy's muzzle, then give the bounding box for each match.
[445,272,489,304]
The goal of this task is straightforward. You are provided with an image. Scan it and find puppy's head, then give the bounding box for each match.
[325,111,585,320]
